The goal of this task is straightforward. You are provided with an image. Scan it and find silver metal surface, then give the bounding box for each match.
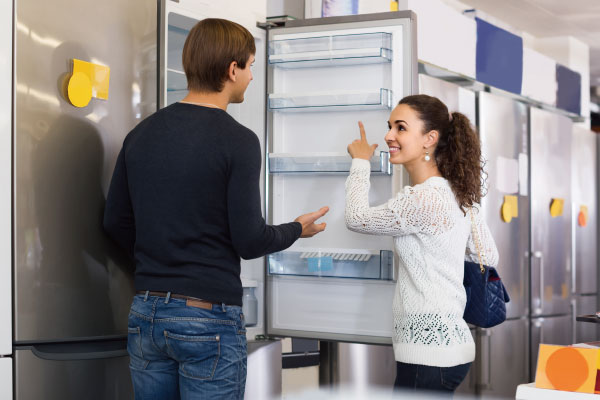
[319,342,395,390]
[529,107,573,317]
[14,348,132,399]
[574,295,599,343]
[478,92,530,319]
[530,314,572,381]
[14,0,157,341]
[572,127,597,295]
[245,340,282,400]
[478,318,529,398]
[455,328,477,397]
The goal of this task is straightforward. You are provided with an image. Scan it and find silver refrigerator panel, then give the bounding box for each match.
[455,327,477,397]
[529,107,573,317]
[14,0,157,341]
[478,318,529,399]
[14,342,132,399]
[479,92,529,319]
[530,314,572,380]
[572,127,598,295]
[574,295,599,343]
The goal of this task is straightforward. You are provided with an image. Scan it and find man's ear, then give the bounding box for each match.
[424,130,439,148]
[228,61,238,82]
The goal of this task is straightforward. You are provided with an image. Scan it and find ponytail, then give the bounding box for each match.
[399,95,485,214]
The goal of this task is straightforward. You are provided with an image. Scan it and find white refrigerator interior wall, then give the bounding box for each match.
[0,0,13,357]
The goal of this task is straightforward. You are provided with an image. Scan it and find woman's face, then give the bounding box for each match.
[385,104,430,165]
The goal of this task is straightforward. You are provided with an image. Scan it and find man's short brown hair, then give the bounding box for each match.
[182,18,256,93]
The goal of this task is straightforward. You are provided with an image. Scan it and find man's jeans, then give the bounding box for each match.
[127,293,247,400]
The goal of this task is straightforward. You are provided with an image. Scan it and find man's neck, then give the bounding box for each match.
[182,90,230,111]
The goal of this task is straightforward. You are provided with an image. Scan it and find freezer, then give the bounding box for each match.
[14,340,132,399]
[530,314,572,380]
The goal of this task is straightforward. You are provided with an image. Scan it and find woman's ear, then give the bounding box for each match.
[424,130,439,148]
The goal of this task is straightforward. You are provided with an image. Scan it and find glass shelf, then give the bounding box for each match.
[269,32,392,68]
[268,89,392,112]
[268,248,394,280]
[268,152,391,175]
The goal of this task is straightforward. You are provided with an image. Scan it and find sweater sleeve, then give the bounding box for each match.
[227,133,302,259]
[103,147,136,257]
[345,158,425,236]
[465,206,499,267]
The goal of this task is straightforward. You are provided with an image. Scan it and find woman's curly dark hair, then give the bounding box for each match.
[399,95,486,214]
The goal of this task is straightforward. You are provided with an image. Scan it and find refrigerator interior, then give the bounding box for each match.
[265,12,417,343]
[529,107,573,318]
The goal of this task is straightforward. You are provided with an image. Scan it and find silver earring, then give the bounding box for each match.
[424,151,431,162]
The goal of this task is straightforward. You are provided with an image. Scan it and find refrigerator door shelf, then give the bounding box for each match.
[268,249,394,281]
[269,32,392,68]
[268,152,391,175]
[268,89,392,112]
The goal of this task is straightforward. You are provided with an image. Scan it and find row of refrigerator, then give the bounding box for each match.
[5,0,597,397]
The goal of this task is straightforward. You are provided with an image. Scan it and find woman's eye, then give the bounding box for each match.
[398,126,405,131]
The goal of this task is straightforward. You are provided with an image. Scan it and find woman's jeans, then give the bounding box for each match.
[127,293,247,400]
[394,361,471,396]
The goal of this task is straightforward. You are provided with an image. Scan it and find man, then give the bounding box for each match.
[104,18,328,400]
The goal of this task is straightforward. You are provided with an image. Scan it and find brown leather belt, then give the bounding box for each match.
[137,291,217,310]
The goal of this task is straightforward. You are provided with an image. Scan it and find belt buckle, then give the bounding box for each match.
[186,298,212,310]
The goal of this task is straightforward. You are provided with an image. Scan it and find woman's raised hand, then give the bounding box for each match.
[347,121,378,160]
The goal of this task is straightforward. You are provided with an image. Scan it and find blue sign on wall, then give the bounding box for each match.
[556,64,581,115]
[476,18,523,95]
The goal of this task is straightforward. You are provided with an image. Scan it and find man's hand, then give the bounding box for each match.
[347,121,378,160]
[294,206,329,238]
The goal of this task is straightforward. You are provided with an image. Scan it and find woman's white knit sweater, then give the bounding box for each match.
[345,159,499,367]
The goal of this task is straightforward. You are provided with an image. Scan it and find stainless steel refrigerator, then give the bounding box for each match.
[571,126,598,344]
[529,106,574,379]
[475,92,530,398]
[13,0,157,397]
[418,78,531,399]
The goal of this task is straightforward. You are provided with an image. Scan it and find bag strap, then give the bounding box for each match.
[469,208,486,274]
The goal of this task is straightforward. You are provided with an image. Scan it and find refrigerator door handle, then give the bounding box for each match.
[27,339,128,361]
[571,202,577,295]
[533,251,544,313]
[480,329,492,390]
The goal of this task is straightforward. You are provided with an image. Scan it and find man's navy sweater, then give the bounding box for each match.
[104,102,301,306]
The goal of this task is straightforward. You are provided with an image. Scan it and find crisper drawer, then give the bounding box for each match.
[267,275,395,344]
[15,340,133,400]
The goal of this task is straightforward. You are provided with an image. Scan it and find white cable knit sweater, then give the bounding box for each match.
[345,159,499,367]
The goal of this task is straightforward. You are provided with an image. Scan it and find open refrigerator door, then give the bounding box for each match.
[264,12,417,344]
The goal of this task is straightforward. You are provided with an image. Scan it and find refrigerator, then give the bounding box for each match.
[417,78,531,399]
[571,126,598,344]
[12,0,157,397]
[529,106,574,379]
[475,92,531,398]
[159,2,418,396]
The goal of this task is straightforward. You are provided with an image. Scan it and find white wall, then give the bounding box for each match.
[527,35,591,127]
[0,0,13,357]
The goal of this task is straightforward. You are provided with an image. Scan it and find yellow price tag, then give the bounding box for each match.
[67,59,110,108]
[549,198,564,218]
[501,195,519,223]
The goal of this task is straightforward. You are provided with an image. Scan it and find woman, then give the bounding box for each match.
[345,95,499,395]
